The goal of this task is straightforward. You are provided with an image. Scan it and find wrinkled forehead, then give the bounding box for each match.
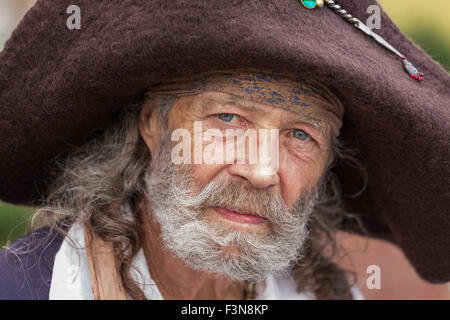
[147,68,344,136]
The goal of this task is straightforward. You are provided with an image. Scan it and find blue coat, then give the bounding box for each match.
[0,227,64,299]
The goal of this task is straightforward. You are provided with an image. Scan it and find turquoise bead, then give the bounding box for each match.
[301,0,317,9]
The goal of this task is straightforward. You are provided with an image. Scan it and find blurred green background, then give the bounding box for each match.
[379,0,450,70]
[0,0,449,248]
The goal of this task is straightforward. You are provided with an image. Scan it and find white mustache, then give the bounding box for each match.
[143,136,321,281]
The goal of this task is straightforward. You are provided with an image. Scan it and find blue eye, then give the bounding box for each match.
[217,113,235,122]
[293,129,310,141]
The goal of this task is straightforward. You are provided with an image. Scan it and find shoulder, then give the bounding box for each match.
[0,225,65,300]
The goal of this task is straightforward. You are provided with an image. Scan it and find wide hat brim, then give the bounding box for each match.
[0,0,449,282]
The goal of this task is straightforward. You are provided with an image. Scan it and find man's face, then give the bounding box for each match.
[139,71,342,281]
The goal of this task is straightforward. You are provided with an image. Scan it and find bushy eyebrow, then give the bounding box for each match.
[284,112,324,130]
[201,95,324,130]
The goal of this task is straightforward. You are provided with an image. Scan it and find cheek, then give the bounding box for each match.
[189,163,227,189]
[278,148,328,207]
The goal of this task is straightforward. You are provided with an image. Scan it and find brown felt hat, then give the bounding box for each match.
[0,0,449,282]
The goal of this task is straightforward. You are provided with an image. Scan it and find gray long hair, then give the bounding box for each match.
[31,93,367,300]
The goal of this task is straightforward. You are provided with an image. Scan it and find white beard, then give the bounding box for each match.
[144,139,321,282]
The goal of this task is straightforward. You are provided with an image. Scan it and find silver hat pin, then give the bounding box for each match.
[300,0,424,81]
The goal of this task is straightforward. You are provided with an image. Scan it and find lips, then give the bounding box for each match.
[213,207,267,225]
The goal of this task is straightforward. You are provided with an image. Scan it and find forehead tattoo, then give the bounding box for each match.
[147,69,344,136]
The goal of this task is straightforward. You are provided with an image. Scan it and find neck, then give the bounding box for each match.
[139,198,247,300]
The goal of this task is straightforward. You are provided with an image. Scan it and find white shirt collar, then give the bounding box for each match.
[49,222,362,300]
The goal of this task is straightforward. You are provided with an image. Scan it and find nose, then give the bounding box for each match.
[228,163,280,189]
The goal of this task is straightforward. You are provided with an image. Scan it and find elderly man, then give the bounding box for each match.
[0,0,449,300]
[11,69,353,300]
[135,70,346,299]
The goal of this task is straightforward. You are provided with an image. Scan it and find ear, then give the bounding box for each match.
[139,100,163,154]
